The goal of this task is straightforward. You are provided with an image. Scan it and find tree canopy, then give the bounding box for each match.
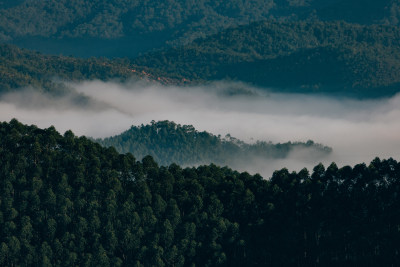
[2,15,400,97]
[96,120,332,167]
[0,0,399,57]
[0,0,398,41]
[0,44,180,94]
[133,20,400,97]
[0,119,400,266]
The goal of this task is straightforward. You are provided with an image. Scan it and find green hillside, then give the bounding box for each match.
[0,0,398,57]
[0,0,275,56]
[133,20,400,97]
[2,20,399,97]
[1,119,400,265]
[0,44,180,94]
[95,120,332,167]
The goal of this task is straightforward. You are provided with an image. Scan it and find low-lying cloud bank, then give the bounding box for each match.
[1,81,400,178]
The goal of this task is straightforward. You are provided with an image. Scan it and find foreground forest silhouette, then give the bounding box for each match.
[0,119,399,266]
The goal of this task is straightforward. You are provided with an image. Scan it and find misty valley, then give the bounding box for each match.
[1,80,399,177]
[1,0,400,266]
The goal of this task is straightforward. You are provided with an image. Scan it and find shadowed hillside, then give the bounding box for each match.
[133,21,400,97]
[0,0,399,56]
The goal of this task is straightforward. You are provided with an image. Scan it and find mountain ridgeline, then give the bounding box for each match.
[133,20,400,97]
[0,0,399,57]
[0,44,182,94]
[2,16,400,97]
[95,120,332,167]
[1,119,400,266]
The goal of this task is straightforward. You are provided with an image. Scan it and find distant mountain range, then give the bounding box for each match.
[133,20,400,97]
[0,0,399,56]
[1,1,400,97]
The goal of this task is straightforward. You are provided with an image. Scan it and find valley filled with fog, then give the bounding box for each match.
[1,81,399,177]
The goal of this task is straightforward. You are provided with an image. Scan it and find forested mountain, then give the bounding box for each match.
[0,0,399,57]
[0,44,180,94]
[1,119,400,265]
[3,19,400,97]
[3,17,400,97]
[308,0,400,25]
[1,1,399,96]
[134,20,400,97]
[96,120,332,167]
[0,0,275,56]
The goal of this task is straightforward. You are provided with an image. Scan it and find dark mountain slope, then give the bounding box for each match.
[2,20,399,97]
[0,0,275,56]
[134,21,400,97]
[0,0,399,57]
[310,0,395,25]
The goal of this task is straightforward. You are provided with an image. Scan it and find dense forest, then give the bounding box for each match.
[1,1,400,266]
[3,19,400,97]
[0,0,398,41]
[0,44,181,94]
[0,0,399,57]
[96,120,332,167]
[1,1,400,97]
[0,0,274,41]
[133,20,400,97]
[1,119,400,266]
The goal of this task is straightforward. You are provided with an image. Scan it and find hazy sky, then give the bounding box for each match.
[1,81,400,177]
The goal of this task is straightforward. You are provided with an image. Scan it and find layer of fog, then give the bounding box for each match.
[1,81,400,178]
